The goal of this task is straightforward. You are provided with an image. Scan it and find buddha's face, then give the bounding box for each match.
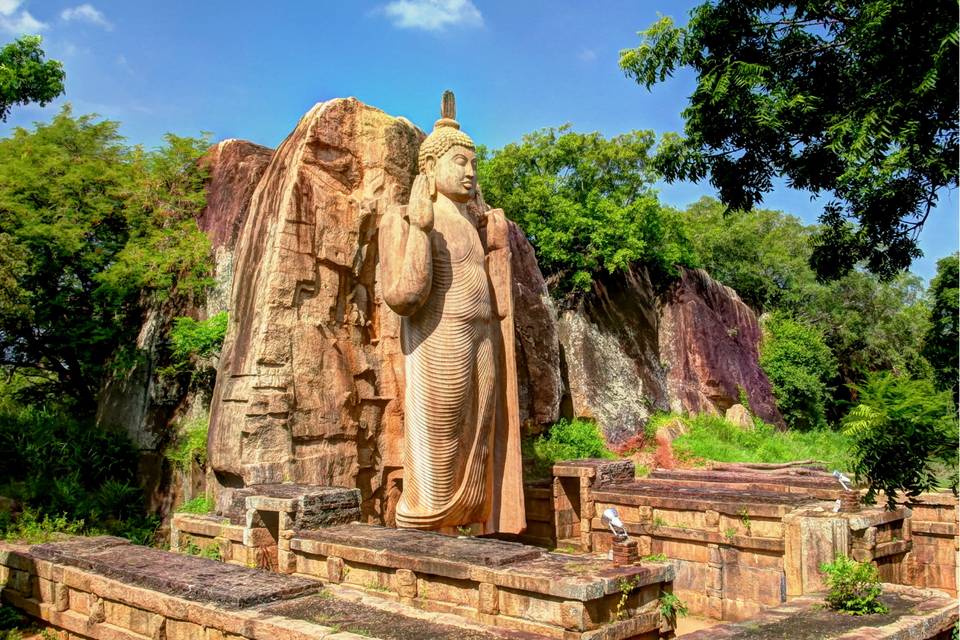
[429,145,477,203]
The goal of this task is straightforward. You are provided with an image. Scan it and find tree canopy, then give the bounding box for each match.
[0,107,211,409]
[922,254,959,404]
[478,126,695,300]
[620,0,958,280]
[0,36,65,121]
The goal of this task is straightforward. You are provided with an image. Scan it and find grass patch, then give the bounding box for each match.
[176,495,213,514]
[667,413,851,472]
[522,418,614,480]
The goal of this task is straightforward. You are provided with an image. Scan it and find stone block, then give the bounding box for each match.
[166,619,204,640]
[326,556,344,583]
[560,600,588,631]
[395,568,417,598]
[478,582,498,615]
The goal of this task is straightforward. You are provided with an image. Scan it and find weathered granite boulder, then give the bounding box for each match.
[197,139,275,316]
[509,222,562,432]
[557,266,670,445]
[208,98,419,522]
[659,267,784,426]
[555,265,783,444]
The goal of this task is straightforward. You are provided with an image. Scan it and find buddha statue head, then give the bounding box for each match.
[418,91,477,204]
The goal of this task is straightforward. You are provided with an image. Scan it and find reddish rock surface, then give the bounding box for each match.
[659,267,783,426]
[197,139,274,252]
[508,221,561,431]
[558,266,670,445]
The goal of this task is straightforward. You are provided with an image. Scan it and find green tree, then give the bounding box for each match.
[478,126,696,300]
[843,372,957,507]
[0,36,65,121]
[0,108,210,409]
[621,1,958,280]
[681,197,817,312]
[922,254,959,405]
[760,313,837,430]
[799,271,932,406]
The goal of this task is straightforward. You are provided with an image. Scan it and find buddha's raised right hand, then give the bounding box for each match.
[406,174,434,233]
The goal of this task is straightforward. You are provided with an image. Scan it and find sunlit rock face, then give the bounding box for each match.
[659,267,784,427]
[558,266,671,446]
[207,98,421,521]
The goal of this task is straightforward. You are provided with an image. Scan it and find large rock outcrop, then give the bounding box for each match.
[558,266,670,445]
[556,265,784,443]
[509,222,562,431]
[208,99,419,521]
[659,268,783,426]
[206,98,562,521]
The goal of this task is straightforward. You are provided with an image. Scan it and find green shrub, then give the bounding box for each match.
[170,312,228,361]
[843,372,958,508]
[165,416,209,471]
[668,412,851,472]
[1,508,84,544]
[177,495,213,514]
[658,591,688,625]
[0,397,156,544]
[523,419,614,480]
[0,605,24,630]
[820,555,887,615]
[760,314,838,430]
[479,127,696,300]
[159,313,228,385]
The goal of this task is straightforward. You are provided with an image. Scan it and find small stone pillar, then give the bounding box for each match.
[839,492,861,513]
[612,539,639,566]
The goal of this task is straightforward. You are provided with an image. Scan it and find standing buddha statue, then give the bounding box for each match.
[378,91,525,535]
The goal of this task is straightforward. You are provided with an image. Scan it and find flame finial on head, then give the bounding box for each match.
[418,90,475,173]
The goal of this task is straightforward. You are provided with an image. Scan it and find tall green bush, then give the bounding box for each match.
[922,254,959,405]
[843,372,958,507]
[523,418,614,479]
[479,126,696,300]
[760,314,837,430]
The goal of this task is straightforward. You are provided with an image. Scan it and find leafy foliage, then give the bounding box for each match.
[658,591,689,625]
[681,197,817,312]
[668,412,850,472]
[843,372,957,507]
[0,393,158,543]
[760,314,837,430]
[820,555,887,615]
[523,418,614,479]
[0,36,65,121]
[0,508,84,544]
[478,126,696,300]
[621,1,958,280]
[158,313,228,386]
[922,254,959,405]
[0,108,211,408]
[165,415,209,471]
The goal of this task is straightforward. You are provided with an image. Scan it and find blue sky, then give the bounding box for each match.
[1,0,956,281]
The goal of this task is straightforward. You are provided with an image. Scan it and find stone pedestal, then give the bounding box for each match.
[838,492,861,512]
[612,540,639,566]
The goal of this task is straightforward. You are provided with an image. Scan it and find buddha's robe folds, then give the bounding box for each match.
[379,199,524,534]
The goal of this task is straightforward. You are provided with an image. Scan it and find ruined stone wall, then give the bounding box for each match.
[901,493,958,597]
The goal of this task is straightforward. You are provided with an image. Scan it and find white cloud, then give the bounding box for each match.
[0,0,47,34]
[578,48,597,62]
[382,0,482,31]
[60,3,112,30]
[0,0,22,16]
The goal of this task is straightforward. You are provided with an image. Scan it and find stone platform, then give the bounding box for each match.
[549,460,923,622]
[0,536,556,639]
[289,523,677,639]
[679,584,957,640]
